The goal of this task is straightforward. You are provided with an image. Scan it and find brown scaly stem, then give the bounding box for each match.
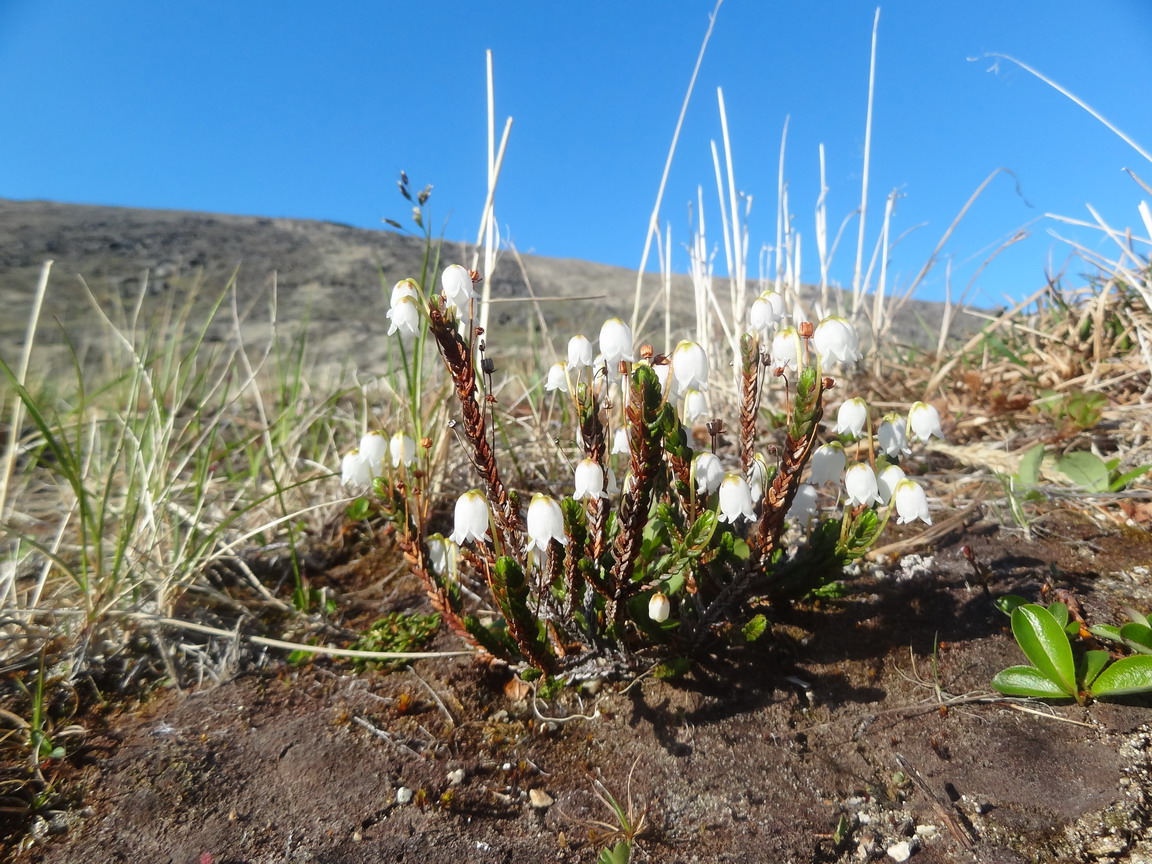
[694,372,825,640]
[608,365,663,619]
[739,333,761,473]
[395,517,483,654]
[427,301,523,554]
[579,389,610,561]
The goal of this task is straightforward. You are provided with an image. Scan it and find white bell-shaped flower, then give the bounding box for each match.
[605,467,619,495]
[389,432,416,468]
[525,493,568,553]
[567,335,594,372]
[440,264,477,310]
[892,478,933,525]
[717,473,757,523]
[876,464,907,505]
[390,278,419,308]
[426,533,457,576]
[599,318,634,367]
[771,326,801,371]
[358,432,389,479]
[809,441,846,486]
[749,290,785,335]
[877,413,910,457]
[341,450,372,489]
[844,463,882,506]
[648,591,671,623]
[748,453,770,503]
[386,295,421,336]
[573,458,608,500]
[671,340,709,396]
[611,428,630,455]
[908,401,945,443]
[450,490,490,545]
[681,388,709,424]
[653,362,671,393]
[786,483,819,523]
[544,362,569,393]
[813,316,862,364]
[834,397,869,439]
[692,452,724,495]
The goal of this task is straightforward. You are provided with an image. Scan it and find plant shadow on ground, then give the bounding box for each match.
[10,509,1152,864]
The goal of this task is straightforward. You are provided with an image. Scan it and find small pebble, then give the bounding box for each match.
[529,788,554,809]
[447,768,466,786]
[395,786,413,805]
[886,839,915,862]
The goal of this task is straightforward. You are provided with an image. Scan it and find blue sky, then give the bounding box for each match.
[2,1,1150,307]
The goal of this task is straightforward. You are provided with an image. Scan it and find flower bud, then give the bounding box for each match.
[648,592,671,623]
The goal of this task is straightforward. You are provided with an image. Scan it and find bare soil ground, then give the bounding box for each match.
[12,510,1152,864]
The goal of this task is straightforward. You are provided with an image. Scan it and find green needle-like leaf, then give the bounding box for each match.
[992,665,1075,698]
[1011,604,1077,696]
[1089,656,1152,698]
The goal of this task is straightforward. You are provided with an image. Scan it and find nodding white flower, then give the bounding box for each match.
[892,478,933,525]
[426,533,457,576]
[605,467,619,495]
[844,463,882,507]
[876,464,907,505]
[389,432,416,468]
[573,458,608,500]
[341,450,373,489]
[599,318,634,367]
[908,401,945,443]
[813,316,862,365]
[648,591,671,623]
[544,361,569,393]
[834,397,869,439]
[525,493,567,553]
[681,388,709,424]
[652,362,671,392]
[440,264,477,310]
[386,295,421,336]
[809,441,846,486]
[390,278,420,308]
[671,340,709,396]
[718,473,757,523]
[358,432,389,479]
[749,290,786,335]
[748,453,770,503]
[611,428,630,455]
[567,335,594,371]
[692,451,724,495]
[786,483,819,523]
[877,413,910,457]
[771,326,802,371]
[450,489,490,545]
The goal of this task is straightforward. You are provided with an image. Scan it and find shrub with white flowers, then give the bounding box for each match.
[341,264,945,676]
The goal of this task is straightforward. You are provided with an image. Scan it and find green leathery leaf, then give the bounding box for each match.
[991,665,1075,699]
[1079,649,1111,689]
[1011,604,1077,696]
[1046,601,1069,630]
[996,595,1030,616]
[1119,622,1152,655]
[1089,655,1152,698]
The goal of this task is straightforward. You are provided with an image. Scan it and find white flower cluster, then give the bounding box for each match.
[808,399,945,525]
[384,265,479,337]
[341,431,416,488]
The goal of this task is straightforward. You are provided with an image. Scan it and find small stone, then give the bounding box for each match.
[914,824,938,839]
[886,839,915,861]
[447,768,466,786]
[529,788,554,809]
[395,786,413,805]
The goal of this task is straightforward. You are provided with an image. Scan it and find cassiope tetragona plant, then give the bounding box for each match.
[342,265,943,677]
